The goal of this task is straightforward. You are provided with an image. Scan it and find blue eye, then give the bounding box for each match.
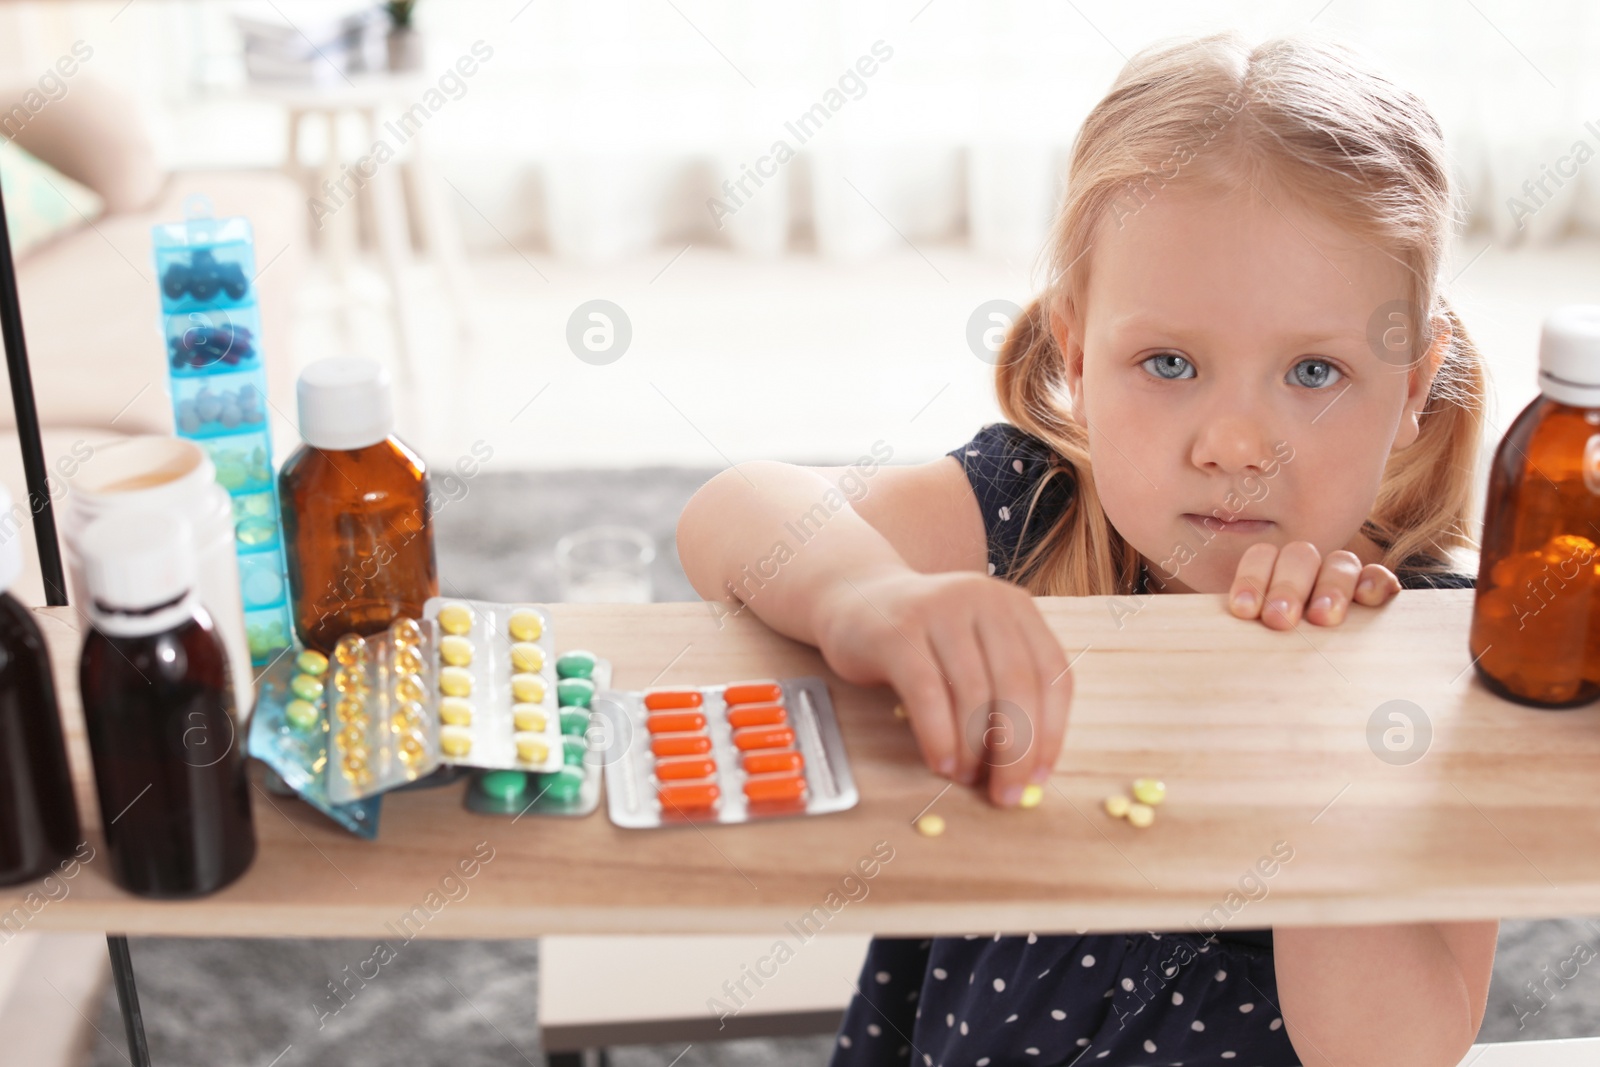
[1289,358,1342,389]
[1141,353,1194,380]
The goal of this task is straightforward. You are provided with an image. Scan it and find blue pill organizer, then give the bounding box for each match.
[152,196,294,665]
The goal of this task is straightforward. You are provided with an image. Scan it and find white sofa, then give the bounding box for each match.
[0,77,305,607]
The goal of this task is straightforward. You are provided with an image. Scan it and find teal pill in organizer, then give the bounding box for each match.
[153,195,294,664]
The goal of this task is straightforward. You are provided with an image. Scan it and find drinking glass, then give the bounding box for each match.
[554,525,655,603]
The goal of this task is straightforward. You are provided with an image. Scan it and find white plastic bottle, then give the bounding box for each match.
[62,435,255,716]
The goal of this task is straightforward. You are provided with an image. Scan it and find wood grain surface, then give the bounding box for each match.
[7,590,1590,939]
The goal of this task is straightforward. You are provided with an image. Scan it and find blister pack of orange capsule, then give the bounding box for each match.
[598,676,858,828]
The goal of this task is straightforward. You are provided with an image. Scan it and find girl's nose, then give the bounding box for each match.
[1190,411,1276,475]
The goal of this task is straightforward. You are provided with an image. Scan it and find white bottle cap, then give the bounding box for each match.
[1538,305,1600,407]
[79,511,198,634]
[0,483,22,595]
[296,356,394,451]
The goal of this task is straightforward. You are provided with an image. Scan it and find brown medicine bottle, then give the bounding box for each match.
[77,511,256,898]
[0,482,82,887]
[1470,305,1600,708]
[279,356,437,653]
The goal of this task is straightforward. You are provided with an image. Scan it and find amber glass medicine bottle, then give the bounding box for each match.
[0,481,82,887]
[78,511,256,897]
[1471,305,1600,708]
[280,356,437,653]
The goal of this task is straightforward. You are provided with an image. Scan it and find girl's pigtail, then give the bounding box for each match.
[1366,295,1488,576]
[994,299,1147,597]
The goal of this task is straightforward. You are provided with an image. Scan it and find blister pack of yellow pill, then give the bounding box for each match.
[423,597,583,775]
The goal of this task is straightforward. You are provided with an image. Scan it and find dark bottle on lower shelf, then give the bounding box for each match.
[78,510,255,898]
[0,484,82,887]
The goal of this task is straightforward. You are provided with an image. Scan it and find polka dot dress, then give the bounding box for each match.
[830,931,1295,1066]
[825,423,1479,1067]
[946,423,1076,582]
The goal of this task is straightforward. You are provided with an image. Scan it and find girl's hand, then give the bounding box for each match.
[813,568,1073,808]
[1227,541,1400,629]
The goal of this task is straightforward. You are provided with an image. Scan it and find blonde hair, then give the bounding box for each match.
[995,32,1487,596]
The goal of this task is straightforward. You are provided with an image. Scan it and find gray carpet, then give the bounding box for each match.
[84,468,1600,1065]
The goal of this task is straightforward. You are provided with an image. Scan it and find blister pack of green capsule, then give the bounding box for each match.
[246,647,382,838]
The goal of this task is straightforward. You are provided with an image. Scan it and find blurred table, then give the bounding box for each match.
[8,590,1594,938]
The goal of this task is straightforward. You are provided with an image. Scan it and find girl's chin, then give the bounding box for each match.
[1140,553,1249,596]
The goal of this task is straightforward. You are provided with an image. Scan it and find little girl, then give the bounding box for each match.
[678,31,1497,1067]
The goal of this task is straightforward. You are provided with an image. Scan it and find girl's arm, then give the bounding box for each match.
[1224,543,1497,1063]
[678,458,986,640]
[1273,919,1498,1067]
[678,458,1075,806]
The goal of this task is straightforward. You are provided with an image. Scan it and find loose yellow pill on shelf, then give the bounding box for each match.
[515,735,550,764]
[508,609,544,642]
[1131,778,1166,806]
[438,603,475,635]
[1018,784,1043,809]
[439,666,473,697]
[511,672,546,704]
[1126,802,1155,829]
[439,635,474,667]
[439,697,474,726]
[510,641,545,673]
[1103,794,1131,818]
[915,813,946,837]
[439,727,473,757]
[512,704,547,732]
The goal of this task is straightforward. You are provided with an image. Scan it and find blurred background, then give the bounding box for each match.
[1,0,1599,477]
[3,1,1600,1065]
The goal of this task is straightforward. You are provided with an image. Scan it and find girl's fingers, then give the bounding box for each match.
[1354,564,1401,606]
[1258,541,1322,629]
[926,613,994,788]
[880,636,960,780]
[1017,603,1074,791]
[975,605,1044,807]
[1304,549,1363,626]
[1228,542,1280,619]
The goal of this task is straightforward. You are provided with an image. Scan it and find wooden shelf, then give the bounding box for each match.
[10,590,1591,939]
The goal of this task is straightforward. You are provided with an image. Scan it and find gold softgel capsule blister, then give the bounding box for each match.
[323,620,441,803]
